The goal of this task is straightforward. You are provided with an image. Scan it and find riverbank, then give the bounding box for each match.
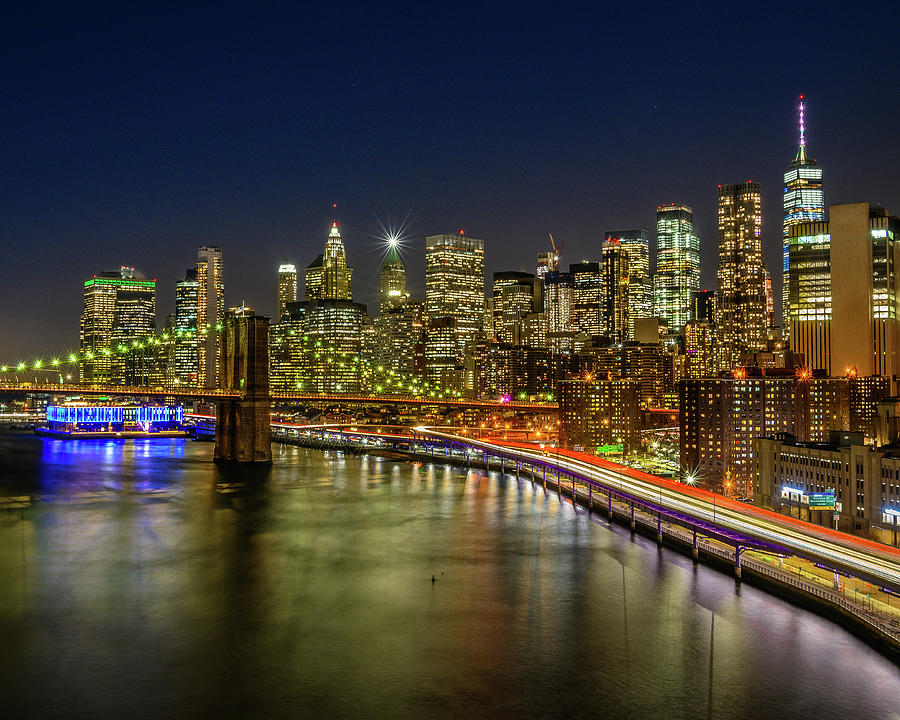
[276,433,900,663]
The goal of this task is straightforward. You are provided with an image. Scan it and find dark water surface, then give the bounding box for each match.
[0,431,897,719]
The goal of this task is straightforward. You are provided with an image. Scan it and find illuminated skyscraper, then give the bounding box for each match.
[197,246,224,388]
[492,271,539,344]
[424,232,485,390]
[789,202,900,378]
[603,240,630,343]
[80,266,156,382]
[544,270,574,353]
[174,268,199,385]
[606,230,651,336]
[569,261,604,337]
[276,261,297,322]
[716,182,767,369]
[380,241,409,314]
[654,205,700,334]
[782,96,825,339]
[306,222,353,301]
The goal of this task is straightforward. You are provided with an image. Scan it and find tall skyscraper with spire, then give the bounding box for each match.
[305,221,353,301]
[380,240,409,314]
[782,96,824,339]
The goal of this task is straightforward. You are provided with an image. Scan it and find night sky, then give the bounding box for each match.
[2,3,899,360]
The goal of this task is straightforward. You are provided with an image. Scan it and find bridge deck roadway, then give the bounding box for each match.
[418,429,900,594]
[0,384,557,411]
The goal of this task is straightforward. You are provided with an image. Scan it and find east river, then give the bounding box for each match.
[0,431,898,719]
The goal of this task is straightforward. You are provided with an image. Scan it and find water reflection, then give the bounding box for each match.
[0,432,898,719]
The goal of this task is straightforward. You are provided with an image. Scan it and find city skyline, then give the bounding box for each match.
[2,4,899,358]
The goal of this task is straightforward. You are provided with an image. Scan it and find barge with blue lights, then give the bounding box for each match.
[35,404,188,439]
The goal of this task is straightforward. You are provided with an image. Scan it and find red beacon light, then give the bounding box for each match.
[459,228,465,235]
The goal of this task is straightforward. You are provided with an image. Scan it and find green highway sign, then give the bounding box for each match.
[808,492,835,510]
[596,444,623,454]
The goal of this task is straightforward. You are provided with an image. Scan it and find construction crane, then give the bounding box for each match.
[547,233,562,272]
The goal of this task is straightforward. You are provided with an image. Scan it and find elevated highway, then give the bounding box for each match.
[417,429,900,595]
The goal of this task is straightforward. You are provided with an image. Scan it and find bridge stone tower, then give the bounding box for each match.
[214,311,272,463]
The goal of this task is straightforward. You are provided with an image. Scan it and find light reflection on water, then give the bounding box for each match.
[0,431,898,719]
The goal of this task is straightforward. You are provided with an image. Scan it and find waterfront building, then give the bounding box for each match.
[558,378,641,454]
[380,241,409,314]
[782,96,825,341]
[569,261,604,338]
[80,266,157,383]
[197,246,224,388]
[788,203,900,380]
[173,269,199,386]
[305,221,353,302]
[680,373,849,495]
[602,240,630,343]
[276,261,298,322]
[606,230,652,336]
[754,432,900,546]
[716,182,767,369]
[654,204,700,334]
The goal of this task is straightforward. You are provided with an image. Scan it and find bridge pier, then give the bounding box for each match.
[214,312,272,464]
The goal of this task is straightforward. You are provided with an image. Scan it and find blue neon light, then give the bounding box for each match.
[47,405,183,425]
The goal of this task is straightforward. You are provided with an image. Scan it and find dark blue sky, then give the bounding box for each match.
[2,2,899,359]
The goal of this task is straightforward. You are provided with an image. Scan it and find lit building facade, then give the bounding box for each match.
[80,267,157,383]
[755,433,900,546]
[654,204,700,334]
[492,271,538,344]
[606,230,652,336]
[276,261,298,322]
[197,246,224,388]
[680,374,849,494]
[294,299,364,393]
[544,271,574,353]
[174,268,199,385]
[789,203,900,381]
[683,321,715,379]
[716,182,767,369]
[782,97,825,340]
[380,242,409,314]
[602,240,630,343]
[569,261,604,338]
[306,222,353,302]
[558,378,641,454]
[424,232,485,393]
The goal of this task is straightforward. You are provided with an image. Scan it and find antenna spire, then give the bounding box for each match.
[792,94,809,166]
